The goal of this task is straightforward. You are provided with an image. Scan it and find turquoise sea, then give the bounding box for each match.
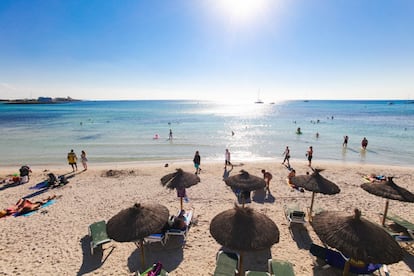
[1,100,413,167]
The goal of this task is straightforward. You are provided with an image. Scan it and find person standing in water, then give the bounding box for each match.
[361,137,368,149]
[343,135,349,147]
[169,129,173,140]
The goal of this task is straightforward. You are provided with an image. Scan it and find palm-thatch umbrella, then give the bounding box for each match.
[290,168,340,221]
[312,208,403,276]
[224,170,266,207]
[106,203,169,268]
[210,204,279,275]
[161,168,200,210]
[361,177,414,226]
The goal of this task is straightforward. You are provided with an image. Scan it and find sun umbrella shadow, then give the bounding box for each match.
[402,248,414,272]
[241,247,272,272]
[252,188,266,204]
[289,224,313,250]
[127,240,184,273]
[76,235,115,276]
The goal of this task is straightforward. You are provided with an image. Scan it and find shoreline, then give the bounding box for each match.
[3,158,413,174]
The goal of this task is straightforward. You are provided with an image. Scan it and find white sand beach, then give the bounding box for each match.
[0,161,413,275]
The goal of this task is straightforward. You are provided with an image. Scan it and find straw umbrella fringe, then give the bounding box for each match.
[161,168,200,210]
[312,208,403,275]
[210,204,279,275]
[361,177,414,226]
[224,170,266,207]
[106,203,169,268]
[290,168,340,221]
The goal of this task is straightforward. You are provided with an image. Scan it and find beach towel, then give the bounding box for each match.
[29,181,49,190]
[13,199,56,217]
[363,175,386,183]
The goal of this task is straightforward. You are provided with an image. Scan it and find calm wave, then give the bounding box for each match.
[1,100,413,167]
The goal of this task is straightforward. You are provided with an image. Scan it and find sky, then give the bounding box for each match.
[0,0,413,102]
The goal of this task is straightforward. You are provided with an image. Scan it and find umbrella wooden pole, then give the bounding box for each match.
[239,251,244,276]
[180,197,184,210]
[343,260,350,276]
[382,199,389,226]
[309,192,316,222]
[139,240,145,269]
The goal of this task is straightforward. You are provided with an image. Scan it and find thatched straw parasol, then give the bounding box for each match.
[361,177,414,226]
[106,203,169,268]
[210,204,279,275]
[224,170,266,207]
[312,208,403,275]
[161,168,200,210]
[290,168,340,221]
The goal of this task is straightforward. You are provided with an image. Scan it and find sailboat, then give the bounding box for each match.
[254,90,264,104]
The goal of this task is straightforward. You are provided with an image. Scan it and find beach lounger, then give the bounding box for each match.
[214,250,239,276]
[284,205,306,226]
[309,243,383,275]
[384,213,414,239]
[268,259,295,276]
[165,209,193,242]
[89,220,112,255]
[379,213,414,243]
[143,233,167,246]
[245,271,270,276]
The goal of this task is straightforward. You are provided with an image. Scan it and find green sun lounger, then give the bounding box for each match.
[89,220,112,255]
[382,213,414,241]
[245,271,270,276]
[268,259,295,276]
[214,250,239,276]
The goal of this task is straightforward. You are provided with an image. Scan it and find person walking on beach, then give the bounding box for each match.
[306,146,313,167]
[81,150,88,171]
[225,149,233,169]
[193,151,201,174]
[282,146,291,167]
[343,135,349,147]
[67,149,78,172]
[261,169,272,194]
[361,137,368,149]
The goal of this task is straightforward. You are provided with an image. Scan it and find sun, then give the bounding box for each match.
[213,0,270,24]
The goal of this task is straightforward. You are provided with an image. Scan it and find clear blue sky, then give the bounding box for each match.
[0,0,413,102]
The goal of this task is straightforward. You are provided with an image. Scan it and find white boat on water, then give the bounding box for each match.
[254,90,264,104]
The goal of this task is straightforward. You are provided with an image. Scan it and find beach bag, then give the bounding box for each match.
[147,261,163,276]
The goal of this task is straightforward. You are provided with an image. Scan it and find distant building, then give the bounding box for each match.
[38,97,53,103]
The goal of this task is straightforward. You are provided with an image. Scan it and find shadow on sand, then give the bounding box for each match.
[128,236,184,273]
[77,235,115,276]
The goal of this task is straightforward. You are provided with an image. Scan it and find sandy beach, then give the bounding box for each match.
[0,160,413,275]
